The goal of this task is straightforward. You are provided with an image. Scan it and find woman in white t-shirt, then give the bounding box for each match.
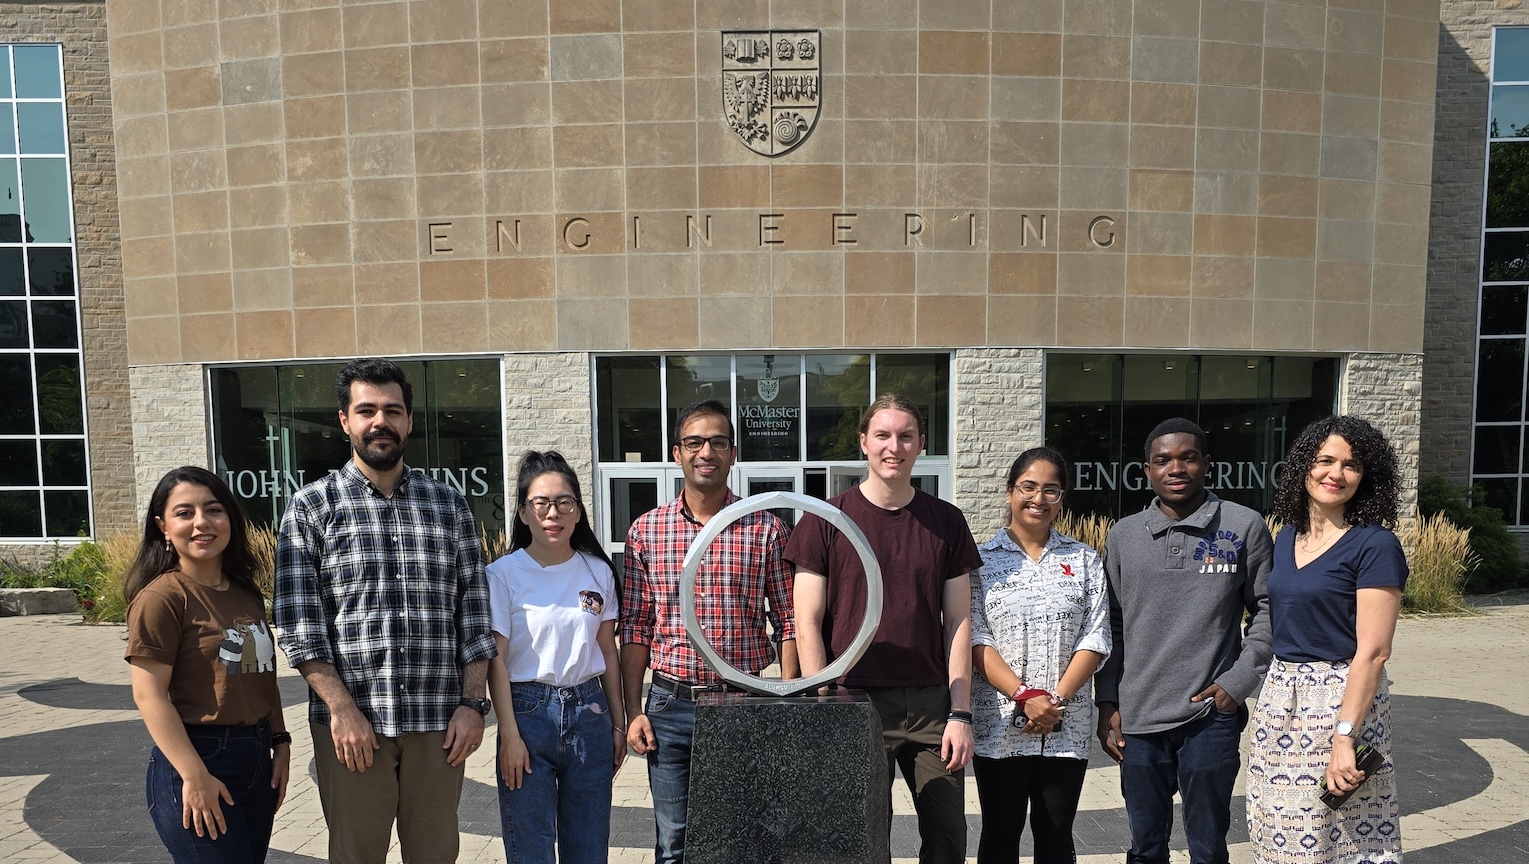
[487,451,625,864]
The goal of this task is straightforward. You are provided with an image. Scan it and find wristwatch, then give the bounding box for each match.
[1334,720,1356,738]
[459,697,491,716]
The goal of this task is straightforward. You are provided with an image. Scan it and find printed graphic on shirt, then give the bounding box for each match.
[219,620,276,675]
[580,590,605,615]
[1195,529,1244,574]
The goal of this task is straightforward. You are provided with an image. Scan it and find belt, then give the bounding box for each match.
[650,672,721,701]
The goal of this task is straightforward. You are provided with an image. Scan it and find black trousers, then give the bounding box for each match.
[972,754,1089,864]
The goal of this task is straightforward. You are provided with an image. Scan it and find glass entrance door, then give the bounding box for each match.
[599,466,684,559]
[734,466,805,526]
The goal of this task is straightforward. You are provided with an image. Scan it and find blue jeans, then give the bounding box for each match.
[1119,707,1245,864]
[643,682,698,864]
[146,722,278,864]
[498,679,614,864]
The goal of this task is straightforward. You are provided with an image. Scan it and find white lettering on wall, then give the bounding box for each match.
[1073,461,1285,492]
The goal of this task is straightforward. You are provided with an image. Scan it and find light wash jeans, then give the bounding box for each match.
[643,682,699,864]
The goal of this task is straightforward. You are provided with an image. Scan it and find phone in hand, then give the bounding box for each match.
[1317,743,1384,810]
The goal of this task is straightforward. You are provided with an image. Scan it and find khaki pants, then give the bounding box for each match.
[310,721,466,864]
[864,686,967,864]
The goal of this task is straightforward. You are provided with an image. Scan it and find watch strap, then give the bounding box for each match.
[459,697,490,715]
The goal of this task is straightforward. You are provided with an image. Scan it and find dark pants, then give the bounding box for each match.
[865,685,966,864]
[1119,708,1245,864]
[146,722,278,864]
[972,755,1087,864]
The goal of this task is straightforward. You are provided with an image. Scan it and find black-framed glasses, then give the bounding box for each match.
[1012,482,1063,504]
[678,435,734,453]
[525,496,577,515]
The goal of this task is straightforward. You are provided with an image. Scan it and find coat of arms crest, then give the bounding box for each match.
[721,30,821,157]
[757,376,780,403]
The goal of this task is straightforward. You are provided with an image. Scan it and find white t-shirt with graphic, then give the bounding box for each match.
[970,528,1111,760]
[487,548,619,687]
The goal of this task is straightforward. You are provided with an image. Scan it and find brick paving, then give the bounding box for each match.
[2,600,1527,863]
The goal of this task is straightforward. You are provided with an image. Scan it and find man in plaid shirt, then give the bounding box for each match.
[620,399,797,864]
[274,358,496,864]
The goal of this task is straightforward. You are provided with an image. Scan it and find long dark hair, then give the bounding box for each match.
[509,451,618,583]
[123,467,261,606]
[1271,415,1401,532]
[1003,447,1070,528]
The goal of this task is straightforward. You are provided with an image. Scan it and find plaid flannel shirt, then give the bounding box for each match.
[619,493,796,684]
[273,462,496,737]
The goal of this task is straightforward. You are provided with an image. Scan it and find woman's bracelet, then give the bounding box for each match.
[947,710,973,724]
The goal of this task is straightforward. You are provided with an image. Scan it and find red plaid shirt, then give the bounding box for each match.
[620,493,796,684]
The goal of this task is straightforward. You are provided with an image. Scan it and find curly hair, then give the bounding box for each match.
[1271,415,1401,532]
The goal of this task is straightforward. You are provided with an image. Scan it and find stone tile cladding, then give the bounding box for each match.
[2,3,135,546]
[501,351,595,492]
[1340,351,1422,518]
[953,347,1044,536]
[107,0,1441,362]
[1424,4,1529,485]
[128,363,208,516]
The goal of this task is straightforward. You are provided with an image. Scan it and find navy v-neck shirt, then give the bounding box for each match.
[1268,523,1408,663]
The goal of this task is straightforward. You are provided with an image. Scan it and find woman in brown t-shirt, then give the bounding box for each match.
[124,466,289,864]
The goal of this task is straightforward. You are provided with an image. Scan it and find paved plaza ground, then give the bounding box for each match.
[2,599,1527,863]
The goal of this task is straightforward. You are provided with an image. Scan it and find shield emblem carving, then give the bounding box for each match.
[757,377,780,403]
[722,30,821,157]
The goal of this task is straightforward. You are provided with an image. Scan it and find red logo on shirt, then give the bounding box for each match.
[1060,564,1075,578]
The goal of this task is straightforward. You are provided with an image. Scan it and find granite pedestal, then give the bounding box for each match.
[687,690,888,864]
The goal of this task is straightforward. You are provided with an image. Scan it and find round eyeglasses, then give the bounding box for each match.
[1012,482,1063,504]
[678,435,734,453]
[525,496,577,515]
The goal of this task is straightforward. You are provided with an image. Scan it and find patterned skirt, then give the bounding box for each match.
[1246,658,1402,863]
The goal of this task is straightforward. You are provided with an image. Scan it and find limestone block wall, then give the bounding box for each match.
[1340,352,1422,517]
[1423,3,1527,485]
[953,348,1045,536]
[2,2,135,541]
[501,352,595,500]
[129,364,210,517]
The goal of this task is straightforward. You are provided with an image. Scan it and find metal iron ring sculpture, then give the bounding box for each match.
[680,491,883,697]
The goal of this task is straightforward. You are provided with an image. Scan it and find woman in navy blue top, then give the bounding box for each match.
[1246,416,1407,864]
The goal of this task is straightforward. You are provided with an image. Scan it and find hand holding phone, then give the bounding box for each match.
[1318,743,1384,810]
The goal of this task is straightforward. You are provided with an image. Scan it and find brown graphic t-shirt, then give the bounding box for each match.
[125,571,283,728]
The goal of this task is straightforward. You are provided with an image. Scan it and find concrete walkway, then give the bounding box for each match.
[2,601,1526,863]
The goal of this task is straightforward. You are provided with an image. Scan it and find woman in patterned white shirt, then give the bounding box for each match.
[969,447,1112,864]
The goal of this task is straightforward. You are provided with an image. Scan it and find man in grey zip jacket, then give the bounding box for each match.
[1094,418,1272,864]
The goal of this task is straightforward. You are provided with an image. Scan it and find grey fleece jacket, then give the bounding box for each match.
[1093,491,1273,735]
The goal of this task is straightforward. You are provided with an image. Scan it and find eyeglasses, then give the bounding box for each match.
[1012,482,1063,504]
[678,435,734,453]
[525,496,578,515]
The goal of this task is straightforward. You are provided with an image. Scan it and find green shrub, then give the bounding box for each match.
[1417,475,1528,594]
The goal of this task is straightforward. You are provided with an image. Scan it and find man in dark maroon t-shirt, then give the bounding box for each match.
[785,394,982,864]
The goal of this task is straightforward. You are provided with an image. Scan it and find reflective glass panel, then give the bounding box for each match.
[595,356,662,463]
[666,355,733,437]
[1483,285,1529,335]
[1483,231,1529,282]
[0,299,28,347]
[876,353,951,456]
[43,489,87,537]
[0,159,20,242]
[422,359,505,531]
[17,103,64,155]
[1480,477,1520,526]
[736,354,801,462]
[1488,142,1529,227]
[1045,355,1123,517]
[30,299,75,348]
[1476,338,1526,422]
[0,104,15,155]
[0,247,20,294]
[0,439,36,485]
[12,46,61,98]
[20,159,70,242]
[0,47,10,98]
[0,354,34,434]
[805,354,868,461]
[0,489,40,536]
[1491,86,1529,139]
[1474,425,1521,475]
[40,438,85,485]
[27,247,72,295]
[33,353,81,434]
[1495,29,1529,83]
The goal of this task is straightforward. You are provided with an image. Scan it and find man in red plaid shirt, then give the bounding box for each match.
[619,399,798,864]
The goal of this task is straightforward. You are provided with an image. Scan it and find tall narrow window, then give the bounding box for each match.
[0,44,89,539]
[1476,28,1529,525]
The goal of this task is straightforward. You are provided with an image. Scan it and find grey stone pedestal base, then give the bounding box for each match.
[0,588,79,616]
[687,690,888,864]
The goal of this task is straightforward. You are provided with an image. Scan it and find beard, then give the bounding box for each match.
[352,429,406,470]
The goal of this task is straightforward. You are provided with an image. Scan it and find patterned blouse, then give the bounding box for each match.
[970,528,1111,760]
